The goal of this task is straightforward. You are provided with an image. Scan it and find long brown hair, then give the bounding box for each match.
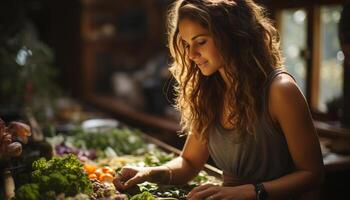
[167,0,283,142]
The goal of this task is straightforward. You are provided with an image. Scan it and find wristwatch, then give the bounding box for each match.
[254,183,268,200]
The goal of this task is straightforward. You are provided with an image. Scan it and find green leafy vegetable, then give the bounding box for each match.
[13,183,40,200]
[72,128,146,156]
[14,154,92,200]
[143,150,175,167]
[130,191,156,200]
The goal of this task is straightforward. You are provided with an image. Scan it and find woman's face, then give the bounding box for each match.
[179,18,225,76]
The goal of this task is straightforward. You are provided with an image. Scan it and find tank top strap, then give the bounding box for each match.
[259,68,296,133]
[263,68,296,92]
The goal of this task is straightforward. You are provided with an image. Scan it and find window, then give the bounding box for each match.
[280,9,308,94]
[319,5,343,112]
[279,4,344,116]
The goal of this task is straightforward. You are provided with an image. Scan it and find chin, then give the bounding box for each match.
[199,69,217,76]
[200,72,212,76]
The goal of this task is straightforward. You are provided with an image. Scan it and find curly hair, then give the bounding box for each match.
[167,0,284,142]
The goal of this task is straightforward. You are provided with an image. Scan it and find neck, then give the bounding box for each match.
[218,67,232,89]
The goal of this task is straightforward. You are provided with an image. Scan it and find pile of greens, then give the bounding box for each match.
[143,150,175,167]
[126,151,217,200]
[71,127,147,156]
[13,155,92,200]
[135,182,192,200]
[130,191,156,200]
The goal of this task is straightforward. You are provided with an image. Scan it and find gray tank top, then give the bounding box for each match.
[208,69,296,186]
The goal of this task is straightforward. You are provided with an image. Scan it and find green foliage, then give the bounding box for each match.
[143,150,175,167]
[134,182,192,200]
[13,183,40,200]
[72,127,146,156]
[14,155,92,199]
[130,191,156,200]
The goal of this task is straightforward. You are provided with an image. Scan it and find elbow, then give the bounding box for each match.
[167,156,200,185]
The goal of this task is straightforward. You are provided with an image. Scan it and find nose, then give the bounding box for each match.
[188,46,200,61]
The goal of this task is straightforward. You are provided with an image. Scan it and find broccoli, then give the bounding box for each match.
[14,183,40,200]
[14,155,92,199]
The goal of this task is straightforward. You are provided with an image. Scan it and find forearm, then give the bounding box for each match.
[262,169,324,199]
[149,156,200,185]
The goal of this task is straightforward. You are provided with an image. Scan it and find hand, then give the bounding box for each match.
[187,184,256,200]
[113,166,152,191]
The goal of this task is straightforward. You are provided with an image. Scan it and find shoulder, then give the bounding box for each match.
[269,73,301,99]
[267,73,308,122]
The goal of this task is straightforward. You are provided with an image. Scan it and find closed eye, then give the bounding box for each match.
[197,40,207,45]
[182,39,206,50]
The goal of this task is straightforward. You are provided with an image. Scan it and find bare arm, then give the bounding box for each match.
[114,132,209,189]
[262,74,325,199]
[164,133,210,184]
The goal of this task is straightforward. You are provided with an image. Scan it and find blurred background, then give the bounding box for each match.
[0,0,350,198]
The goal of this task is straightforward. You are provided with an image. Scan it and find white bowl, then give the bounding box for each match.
[81,118,119,133]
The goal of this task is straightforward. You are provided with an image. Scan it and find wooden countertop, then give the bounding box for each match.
[320,137,350,171]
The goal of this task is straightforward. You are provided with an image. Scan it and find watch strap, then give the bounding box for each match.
[254,183,268,200]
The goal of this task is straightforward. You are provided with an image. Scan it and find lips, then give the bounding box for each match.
[196,61,208,67]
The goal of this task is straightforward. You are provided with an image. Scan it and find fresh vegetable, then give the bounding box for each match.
[90,179,128,200]
[13,183,40,200]
[0,118,31,157]
[55,142,97,161]
[72,127,146,156]
[14,154,92,200]
[5,141,22,156]
[134,182,191,200]
[143,150,175,167]
[84,164,116,183]
[130,191,156,200]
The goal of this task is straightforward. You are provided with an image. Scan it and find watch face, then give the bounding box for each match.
[257,191,262,200]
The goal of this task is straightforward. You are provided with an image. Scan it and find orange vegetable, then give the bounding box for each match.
[94,168,103,179]
[84,164,97,174]
[99,173,114,182]
[88,173,97,180]
[102,166,115,176]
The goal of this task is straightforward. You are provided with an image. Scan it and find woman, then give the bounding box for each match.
[113,0,324,199]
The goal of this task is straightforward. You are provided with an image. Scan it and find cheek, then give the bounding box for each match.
[205,44,222,61]
[209,49,223,66]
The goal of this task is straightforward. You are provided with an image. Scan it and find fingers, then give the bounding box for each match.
[113,171,126,191]
[113,167,139,190]
[187,184,218,200]
[113,167,151,191]
[123,174,145,189]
